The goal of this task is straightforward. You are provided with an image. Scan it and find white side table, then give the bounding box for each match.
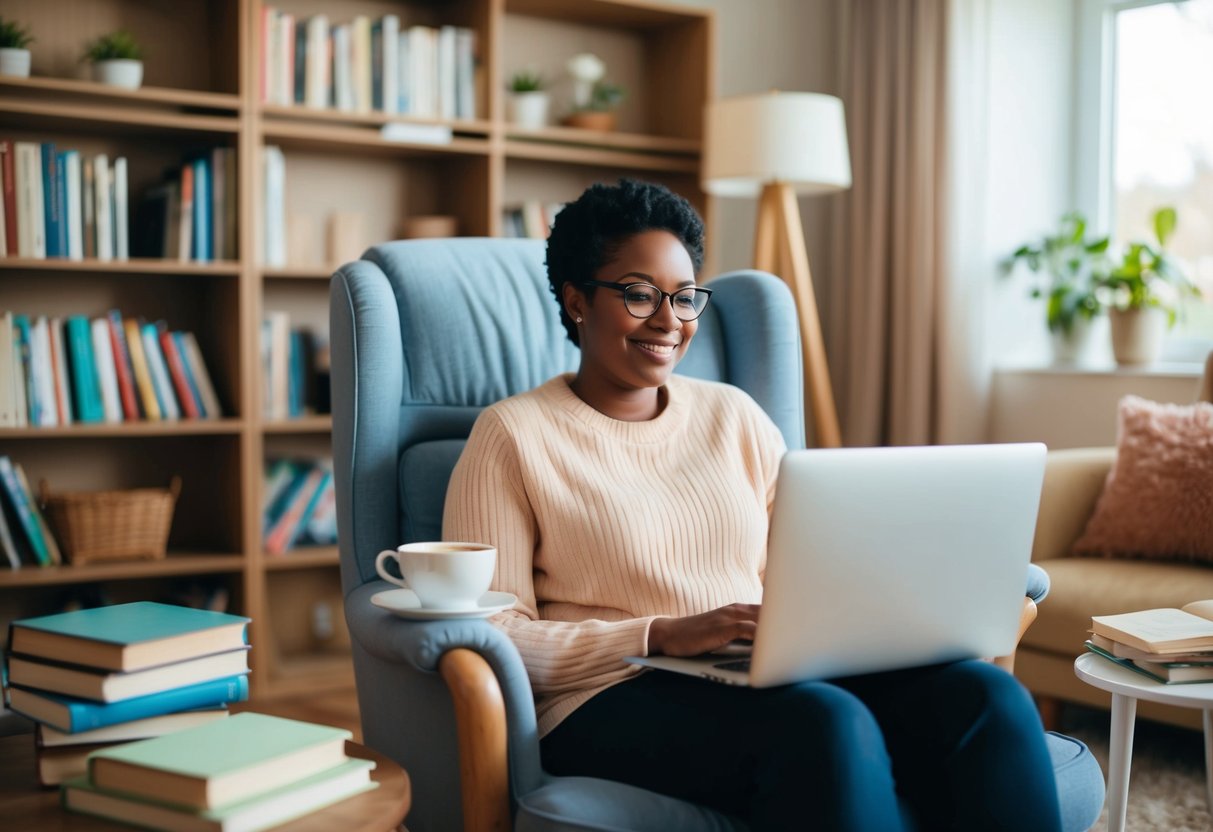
[1074,652,1213,832]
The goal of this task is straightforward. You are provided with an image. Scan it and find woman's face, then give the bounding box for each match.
[563,229,699,394]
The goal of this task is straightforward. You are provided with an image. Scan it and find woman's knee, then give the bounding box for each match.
[947,661,1042,730]
[766,682,887,758]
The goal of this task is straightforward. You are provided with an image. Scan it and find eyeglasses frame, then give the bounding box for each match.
[578,279,714,321]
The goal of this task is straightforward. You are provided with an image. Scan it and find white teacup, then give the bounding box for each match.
[375,542,496,611]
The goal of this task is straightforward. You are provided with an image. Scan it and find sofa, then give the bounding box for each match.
[1017,351,1213,729]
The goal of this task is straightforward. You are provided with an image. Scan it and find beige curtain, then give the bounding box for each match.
[827,0,951,446]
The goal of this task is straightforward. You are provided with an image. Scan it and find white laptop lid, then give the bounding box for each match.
[745,443,1046,687]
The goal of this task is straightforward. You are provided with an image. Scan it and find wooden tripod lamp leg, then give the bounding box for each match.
[764,182,841,448]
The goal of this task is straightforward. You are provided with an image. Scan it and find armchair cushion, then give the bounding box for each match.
[1073,395,1213,562]
[516,777,746,832]
[1046,732,1105,832]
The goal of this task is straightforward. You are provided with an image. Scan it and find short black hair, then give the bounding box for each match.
[546,178,705,346]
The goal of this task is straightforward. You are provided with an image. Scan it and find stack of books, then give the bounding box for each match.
[1085,599,1213,684]
[4,601,252,785]
[62,712,377,831]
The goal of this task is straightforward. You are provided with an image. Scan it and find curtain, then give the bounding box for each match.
[827,0,968,446]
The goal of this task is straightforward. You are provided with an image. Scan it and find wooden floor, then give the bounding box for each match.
[233,686,362,741]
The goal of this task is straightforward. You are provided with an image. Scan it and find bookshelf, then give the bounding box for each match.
[0,0,713,698]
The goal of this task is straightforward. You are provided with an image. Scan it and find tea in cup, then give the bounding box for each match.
[375,542,496,611]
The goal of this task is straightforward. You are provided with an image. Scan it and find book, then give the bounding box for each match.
[1084,641,1213,685]
[8,601,250,672]
[265,466,329,555]
[88,712,354,810]
[8,673,249,734]
[38,740,121,787]
[142,322,181,420]
[1087,632,1213,664]
[15,142,45,257]
[1132,657,1213,683]
[161,328,201,418]
[41,143,62,258]
[179,332,223,418]
[125,317,161,420]
[7,647,251,702]
[63,757,376,831]
[91,317,123,423]
[113,156,129,260]
[1090,600,1213,655]
[0,487,21,568]
[64,149,83,260]
[0,140,15,255]
[94,154,112,261]
[107,309,141,420]
[0,454,51,566]
[0,312,13,427]
[65,315,103,424]
[14,462,62,565]
[49,317,73,424]
[38,707,229,747]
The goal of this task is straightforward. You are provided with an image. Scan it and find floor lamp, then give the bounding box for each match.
[703,92,852,448]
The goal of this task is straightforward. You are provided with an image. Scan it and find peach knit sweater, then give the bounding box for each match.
[443,373,786,737]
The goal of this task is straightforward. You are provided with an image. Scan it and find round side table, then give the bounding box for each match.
[1074,652,1213,832]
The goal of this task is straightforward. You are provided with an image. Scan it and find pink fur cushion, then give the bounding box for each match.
[1073,395,1213,561]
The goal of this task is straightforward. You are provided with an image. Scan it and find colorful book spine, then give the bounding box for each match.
[107,310,140,421]
[191,157,210,263]
[265,467,328,554]
[140,323,179,420]
[12,314,37,425]
[41,144,62,258]
[0,455,50,566]
[124,319,161,421]
[159,329,200,419]
[0,140,15,255]
[171,332,207,419]
[64,316,103,424]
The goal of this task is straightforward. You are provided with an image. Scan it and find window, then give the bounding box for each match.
[1077,0,1213,359]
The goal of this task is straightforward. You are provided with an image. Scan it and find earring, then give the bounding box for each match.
[575,316,583,323]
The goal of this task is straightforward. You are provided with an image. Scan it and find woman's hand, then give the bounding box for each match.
[647,604,760,657]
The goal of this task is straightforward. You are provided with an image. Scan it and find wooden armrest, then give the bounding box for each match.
[992,597,1038,674]
[439,648,512,832]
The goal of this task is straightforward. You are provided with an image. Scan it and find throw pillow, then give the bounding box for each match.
[1072,395,1213,561]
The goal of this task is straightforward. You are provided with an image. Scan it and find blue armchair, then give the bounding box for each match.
[330,238,1105,832]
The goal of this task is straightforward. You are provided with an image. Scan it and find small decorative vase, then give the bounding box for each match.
[508,91,549,130]
[0,48,32,78]
[561,111,615,131]
[1109,307,1166,366]
[92,59,143,90]
[1048,316,1097,365]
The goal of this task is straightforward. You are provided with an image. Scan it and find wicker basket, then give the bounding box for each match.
[39,477,182,565]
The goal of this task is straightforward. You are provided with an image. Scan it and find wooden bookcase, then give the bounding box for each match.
[0,0,713,698]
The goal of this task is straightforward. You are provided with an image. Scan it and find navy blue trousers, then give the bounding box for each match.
[540,660,1063,831]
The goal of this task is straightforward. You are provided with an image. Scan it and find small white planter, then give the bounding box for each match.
[0,48,31,78]
[1049,315,1098,365]
[508,91,549,130]
[92,59,143,90]
[1109,307,1167,366]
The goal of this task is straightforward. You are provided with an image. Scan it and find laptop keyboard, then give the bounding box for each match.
[713,659,751,672]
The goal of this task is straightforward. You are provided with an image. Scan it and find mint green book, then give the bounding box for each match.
[8,601,250,672]
[62,757,377,832]
[88,712,353,811]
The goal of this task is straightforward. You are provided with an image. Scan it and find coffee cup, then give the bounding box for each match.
[375,542,496,611]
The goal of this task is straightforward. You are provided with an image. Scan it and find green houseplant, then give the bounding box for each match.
[507,69,548,130]
[1003,212,1110,363]
[1098,206,1201,365]
[0,17,35,78]
[82,30,144,90]
[562,81,626,131]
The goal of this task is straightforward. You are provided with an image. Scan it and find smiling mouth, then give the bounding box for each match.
[633,341,678,357]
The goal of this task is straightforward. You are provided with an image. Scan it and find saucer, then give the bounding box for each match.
[371,589,518,620]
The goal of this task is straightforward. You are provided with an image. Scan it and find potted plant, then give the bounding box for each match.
[562,80,626,131]
[507,69,548,130]
[1097,206,1201,365]
[0,17,34,78]
[1003,212,1109,364]
[82,29,143,90]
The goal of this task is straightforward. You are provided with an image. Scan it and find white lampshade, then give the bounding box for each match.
[702,91,852,198]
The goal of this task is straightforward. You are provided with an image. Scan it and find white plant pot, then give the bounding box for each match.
[1049,315,1098,365]
[508,92,549,130]
[92,59,143,90]
[1109,307,1166,366]
[0,48,31,78]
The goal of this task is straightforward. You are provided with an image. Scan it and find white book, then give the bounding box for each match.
[407,27,433,118]
[14,142,45,258]
[333,25,353,111]
[277,12,295,107]
[381,15,399,115]
[304,15,329,109]
[264,7,279,105]
[455,28,476,120]
[90,318,122,424]
[112,157,128,261]
[264,312,290,421]
[93,154,113,262]
[181,332,222,418]
[63,151,83,261]
[397,31,411,114]
[379,123,453,145]
[352,16,372,114]
[437,26,457,121]
[0,314,15,427]
[262,146,286,267]
[141,325,180,421]
[30,316,58,426]
[49,317,73,424]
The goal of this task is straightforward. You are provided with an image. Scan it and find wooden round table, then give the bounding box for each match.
[0,733,411,832]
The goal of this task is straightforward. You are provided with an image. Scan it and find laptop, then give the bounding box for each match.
[625,443,1047,687]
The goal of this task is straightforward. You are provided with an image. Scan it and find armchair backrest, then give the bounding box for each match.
[331,237,803,595]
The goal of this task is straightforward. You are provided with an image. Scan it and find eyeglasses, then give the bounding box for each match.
[580,280,713,321]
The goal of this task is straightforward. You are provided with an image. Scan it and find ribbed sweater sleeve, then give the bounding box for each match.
[442,374,783,736]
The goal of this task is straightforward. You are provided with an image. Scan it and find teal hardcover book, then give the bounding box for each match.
[89,712,353,810]
[62,757,377,832]
[8,601,250,672]
[7,673,250,733]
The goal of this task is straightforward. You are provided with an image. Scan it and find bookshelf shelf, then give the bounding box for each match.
[0,554,247,588]
[2,0,710,698]
[0,419,245,439]
[0,258,242,277]
[263,416,332,434]
[0,76,241,113]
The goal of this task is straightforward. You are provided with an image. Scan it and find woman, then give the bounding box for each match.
[443,179,1062,831]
